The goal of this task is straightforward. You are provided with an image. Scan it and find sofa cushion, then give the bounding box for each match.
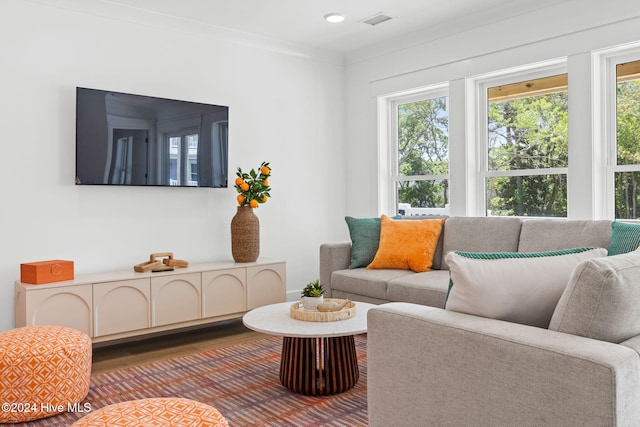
[345,215,401,269]
[518,219,612,253]
[440,217,522,270]
[549,251,640,343]
[445,247,607,328]
[368,215,445,273]
[608,221,640,256]
[387,270,451,308]
[331,268,415,301]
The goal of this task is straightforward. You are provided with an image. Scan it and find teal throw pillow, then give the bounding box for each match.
[608,221,640,256]
[345,215,400,269]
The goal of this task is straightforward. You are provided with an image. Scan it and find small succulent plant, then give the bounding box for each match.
[301,280,324,298]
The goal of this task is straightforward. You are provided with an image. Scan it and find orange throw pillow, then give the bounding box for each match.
[367,215,445,272]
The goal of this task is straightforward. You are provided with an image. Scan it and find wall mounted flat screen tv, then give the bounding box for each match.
[76,87,228,188]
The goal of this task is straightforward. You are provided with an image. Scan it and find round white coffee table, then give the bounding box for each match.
[243,300,375,396]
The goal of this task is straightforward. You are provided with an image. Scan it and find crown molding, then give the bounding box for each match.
[23,0,345,66]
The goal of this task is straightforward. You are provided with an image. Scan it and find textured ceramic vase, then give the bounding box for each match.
[231,206,260,262]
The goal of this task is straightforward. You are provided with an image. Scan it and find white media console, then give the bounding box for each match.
[15,258,286,343]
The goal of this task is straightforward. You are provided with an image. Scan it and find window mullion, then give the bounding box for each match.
[395,174,449,181]
[482,168,568,178]
[612,164,640,173]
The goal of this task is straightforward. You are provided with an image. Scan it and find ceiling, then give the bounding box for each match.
[94,0,570,54]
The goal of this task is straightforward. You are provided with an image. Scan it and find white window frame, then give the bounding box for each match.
[378,83,450,216]
[597,43,640,220]
[469,59,568,216]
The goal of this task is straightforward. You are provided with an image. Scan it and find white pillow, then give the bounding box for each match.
[444,248,607,328]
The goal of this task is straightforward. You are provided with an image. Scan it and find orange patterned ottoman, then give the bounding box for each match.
[0,325,92,423]
[70,397,229,426]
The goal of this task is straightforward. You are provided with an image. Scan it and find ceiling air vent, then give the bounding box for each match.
[361,12,393,26]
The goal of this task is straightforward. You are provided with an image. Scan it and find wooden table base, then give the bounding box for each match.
[279,335,359,395]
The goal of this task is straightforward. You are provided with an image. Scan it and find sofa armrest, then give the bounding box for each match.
[368,303,640,427]
[319,242,351,298]
[621,334,640,356]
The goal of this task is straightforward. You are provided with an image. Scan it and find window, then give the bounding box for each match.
[168,131,199,186]
[387,87,449,216]
[111,136,133,184]
[482,72,568,217]
[613,60,640,219]
[168,136,181,185]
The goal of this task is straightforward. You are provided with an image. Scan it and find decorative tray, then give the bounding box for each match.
[290,299,356,322]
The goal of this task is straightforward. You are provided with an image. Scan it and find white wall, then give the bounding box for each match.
[7,0,640,333]
[0,0,347,331]
[345,0,640,218]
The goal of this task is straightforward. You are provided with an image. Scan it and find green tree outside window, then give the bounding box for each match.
[397,97,449,212]
[487,92,568,217]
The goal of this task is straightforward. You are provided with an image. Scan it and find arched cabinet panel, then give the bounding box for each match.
[202,269,246,318]
[151,273,201,327]
[94,279,150,337]
[247,263,286,309]
[18,285,93,336]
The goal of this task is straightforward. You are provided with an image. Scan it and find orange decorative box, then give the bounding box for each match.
[20,260,74,284]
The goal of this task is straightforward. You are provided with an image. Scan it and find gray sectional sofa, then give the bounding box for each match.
[320,217,612,305]
[320,217,640,426]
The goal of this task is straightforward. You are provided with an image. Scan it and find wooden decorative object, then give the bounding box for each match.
[231,206,260,263]
[280,335,359,395]
[20,260,74,284]
[134,253,189,272]
[290,299,356,322]
[163,258,189,268]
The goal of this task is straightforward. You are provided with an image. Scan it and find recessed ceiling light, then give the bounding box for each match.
[324,13,345,23]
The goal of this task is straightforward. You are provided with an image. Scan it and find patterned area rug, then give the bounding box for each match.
[17,334,368,426]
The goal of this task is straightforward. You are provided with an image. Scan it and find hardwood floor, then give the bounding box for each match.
[91,319,267,375]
